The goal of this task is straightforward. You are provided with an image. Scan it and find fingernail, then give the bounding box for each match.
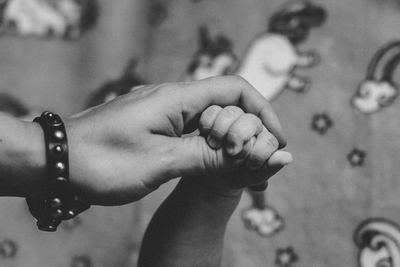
[246,158,262,171]
[226,141,241,156]
[231,144,243,156]
[280,152,293,166]
[207,135,220,149]
[226,143,236,155]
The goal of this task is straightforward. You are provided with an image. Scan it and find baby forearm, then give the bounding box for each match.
[0,113,46,198]
[138,177,242,267]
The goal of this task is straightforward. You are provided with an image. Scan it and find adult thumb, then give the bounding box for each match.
[171,135,238,177]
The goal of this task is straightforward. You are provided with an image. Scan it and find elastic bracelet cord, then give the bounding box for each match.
[26,111,90,232]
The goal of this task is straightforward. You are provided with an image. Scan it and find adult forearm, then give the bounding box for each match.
[138,177,242,267]
[0,113,46,198]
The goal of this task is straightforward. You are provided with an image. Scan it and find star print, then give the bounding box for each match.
[275,247,298,267]
[347,148,366,167]
[311,113,333,135]
[0,239,18,259]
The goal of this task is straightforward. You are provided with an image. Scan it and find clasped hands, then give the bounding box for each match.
[63,76,292,205]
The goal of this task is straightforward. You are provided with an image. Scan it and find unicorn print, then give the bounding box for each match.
[0,0,97,39]
[352,41,400,114]
[185,1,326,101]
[237,0,326,100]
[184,1,326,237]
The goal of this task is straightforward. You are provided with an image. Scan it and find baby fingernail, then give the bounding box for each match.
[226,143,236,155]
[226,146,235,155]
[246,160,261,171]
[231,144,244,156]
[207,136,220,149]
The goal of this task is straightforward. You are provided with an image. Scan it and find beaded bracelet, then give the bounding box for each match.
[26,111,90,232]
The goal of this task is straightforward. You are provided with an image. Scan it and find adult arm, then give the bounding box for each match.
[0,76,286,205]
[0,113,46,198]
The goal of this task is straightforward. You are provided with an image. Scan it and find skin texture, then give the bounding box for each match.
[0,76,288,206]
[138,106,292,267]
[0,113,47,198]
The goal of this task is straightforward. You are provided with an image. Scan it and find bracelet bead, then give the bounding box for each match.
[26,111,90,232]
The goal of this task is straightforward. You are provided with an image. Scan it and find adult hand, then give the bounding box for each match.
[65,76,286,205]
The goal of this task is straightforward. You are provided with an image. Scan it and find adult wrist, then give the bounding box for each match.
[23,120,48,198]
[26,112,90,232]
[0,114,47,198]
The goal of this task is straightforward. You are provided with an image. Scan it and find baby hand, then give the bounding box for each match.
[199,105,293,190]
